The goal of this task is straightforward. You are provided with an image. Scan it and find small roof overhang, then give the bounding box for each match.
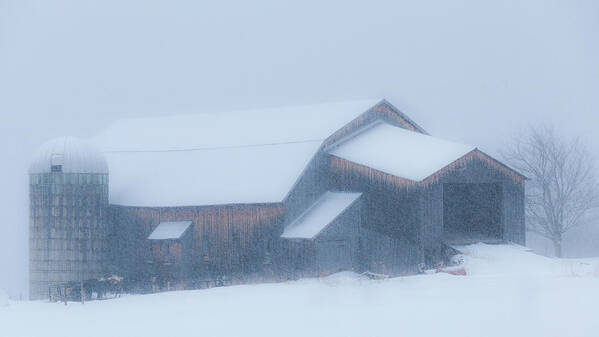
[281,191,362,240]
[148,221,193,240]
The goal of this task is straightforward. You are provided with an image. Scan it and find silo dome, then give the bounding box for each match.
[29,136,108,174]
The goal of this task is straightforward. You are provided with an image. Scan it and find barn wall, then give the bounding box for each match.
[283,154,329,228]
[192,204,283,277]
[328,155,420,242]
[277,240,316,280]
[109,206,158,281]
[502,180,526,245]
[359,227,422,276]
[314,199,362,274]
[328,156,423,274]
[110,203,284,282]
[419,184,444,250]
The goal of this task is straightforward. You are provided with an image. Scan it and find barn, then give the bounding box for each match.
[28,99,525,299]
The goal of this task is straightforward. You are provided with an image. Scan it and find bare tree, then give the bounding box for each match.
[502,126,599,257]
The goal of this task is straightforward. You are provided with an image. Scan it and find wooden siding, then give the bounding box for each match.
[327,154,423,273]
[283,154,330,226]
[329,155,421,241]
[192,204,283,276]
[277,240,316,279]
[502,180,526,245]
[329,155,418,192]
[422,150,525,187]
[110,203,284,281]
[359,227,422,276]
[314,199,361,274]
[419,183,444,249]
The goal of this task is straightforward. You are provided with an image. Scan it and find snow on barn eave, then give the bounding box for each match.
[281,191,362,240]
[378,99,429,135]
[327,122,476,182]
[472,148,529,181]
[148,221,193,240]
[91,99,385,207]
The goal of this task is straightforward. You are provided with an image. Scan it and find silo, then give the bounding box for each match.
[28,137,109,300]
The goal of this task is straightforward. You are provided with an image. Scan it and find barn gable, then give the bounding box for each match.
[421,149,526,186]
[417,149,526,248]
[327,122,475,181]
[321,100,428,150]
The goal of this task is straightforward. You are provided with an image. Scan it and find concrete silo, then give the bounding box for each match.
[28,137,109,300]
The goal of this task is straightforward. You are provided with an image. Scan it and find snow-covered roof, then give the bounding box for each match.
[29,137,108,174]
[328,122,475,181]
[148,221,193,240]
[92,99,380,207]
[281,192,362,239]
[105,141,322,207]
[93,99,380,152]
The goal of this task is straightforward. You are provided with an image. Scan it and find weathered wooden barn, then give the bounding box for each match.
[29,99,525,298]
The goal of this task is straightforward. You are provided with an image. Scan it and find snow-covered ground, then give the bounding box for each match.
[2,244,598,337]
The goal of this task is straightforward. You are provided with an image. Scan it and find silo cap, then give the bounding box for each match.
[29,137,109,174]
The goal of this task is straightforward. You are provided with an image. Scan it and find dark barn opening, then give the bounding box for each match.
[443,183,503,243]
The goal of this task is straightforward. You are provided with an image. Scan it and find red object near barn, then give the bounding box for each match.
[436,266,467,276]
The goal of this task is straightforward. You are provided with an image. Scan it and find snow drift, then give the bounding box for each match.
[1,244,598,337]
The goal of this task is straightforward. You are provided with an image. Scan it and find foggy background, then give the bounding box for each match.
[1,0,598,299]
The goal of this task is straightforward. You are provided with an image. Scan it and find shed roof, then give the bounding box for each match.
[281,192,362,239]
[92,99,380,207]
[328,122,475,181]
[148,221,193,240]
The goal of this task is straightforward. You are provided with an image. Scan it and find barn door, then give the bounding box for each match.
[316,240,351,276]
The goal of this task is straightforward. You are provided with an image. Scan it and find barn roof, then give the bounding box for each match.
[148,221,193,240]
[92,99,380,206]
[281,192,362,239]
[328,122,475,181]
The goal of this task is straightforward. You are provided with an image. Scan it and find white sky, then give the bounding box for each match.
[1,0,598,298]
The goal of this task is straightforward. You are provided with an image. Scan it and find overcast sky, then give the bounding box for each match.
[1,0,598,298]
